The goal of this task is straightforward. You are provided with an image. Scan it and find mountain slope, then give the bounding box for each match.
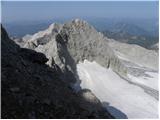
[107,40,158,70]
[102,30,158,49]
[23,19,127,80]
[14,19,158,118]
[110,23,151,36]
[77,60,158,118]
[1,25,113,119]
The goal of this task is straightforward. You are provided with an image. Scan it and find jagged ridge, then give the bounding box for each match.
[23,19,127,82]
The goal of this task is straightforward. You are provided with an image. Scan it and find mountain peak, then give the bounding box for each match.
[22,19,127,79]
[67,18,90,29]
[72,18,87,24]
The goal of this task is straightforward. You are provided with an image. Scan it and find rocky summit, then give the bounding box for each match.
[23,19,127,83]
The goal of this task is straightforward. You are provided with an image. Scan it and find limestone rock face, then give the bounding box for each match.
[107,39,159,71]
[23,19,127,80]
[1,25,113,119]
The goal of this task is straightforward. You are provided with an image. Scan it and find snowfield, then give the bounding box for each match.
[76,60,158,119]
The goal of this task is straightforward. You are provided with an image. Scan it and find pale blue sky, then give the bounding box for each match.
[1,1,159,23]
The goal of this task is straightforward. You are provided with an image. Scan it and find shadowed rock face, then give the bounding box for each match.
[1,25,113,119]
[19,48,48,64]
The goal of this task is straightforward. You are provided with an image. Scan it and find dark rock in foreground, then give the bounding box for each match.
[1,25,113,119]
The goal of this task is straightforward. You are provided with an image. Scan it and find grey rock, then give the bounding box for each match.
[10,87,20,92]
[108,39,158,71]
[23,19,127,81]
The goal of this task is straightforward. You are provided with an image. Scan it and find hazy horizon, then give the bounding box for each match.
[2,1,159,23]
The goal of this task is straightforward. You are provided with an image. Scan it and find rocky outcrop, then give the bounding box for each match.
[1,25,113,118]
[23,19,127,82]
[107,39,159,71]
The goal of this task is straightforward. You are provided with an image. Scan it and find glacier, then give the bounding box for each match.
[76,60,158,118]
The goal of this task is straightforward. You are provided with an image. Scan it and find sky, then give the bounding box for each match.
[1,1,159,23]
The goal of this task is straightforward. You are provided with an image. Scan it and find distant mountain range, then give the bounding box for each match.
[99,20,158,49]
[3,18,159,51]
[3,17,158,38]
[108,22,152,36]
[102,30,158,49]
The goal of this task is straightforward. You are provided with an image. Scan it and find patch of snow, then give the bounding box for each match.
[76,60,158,118]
